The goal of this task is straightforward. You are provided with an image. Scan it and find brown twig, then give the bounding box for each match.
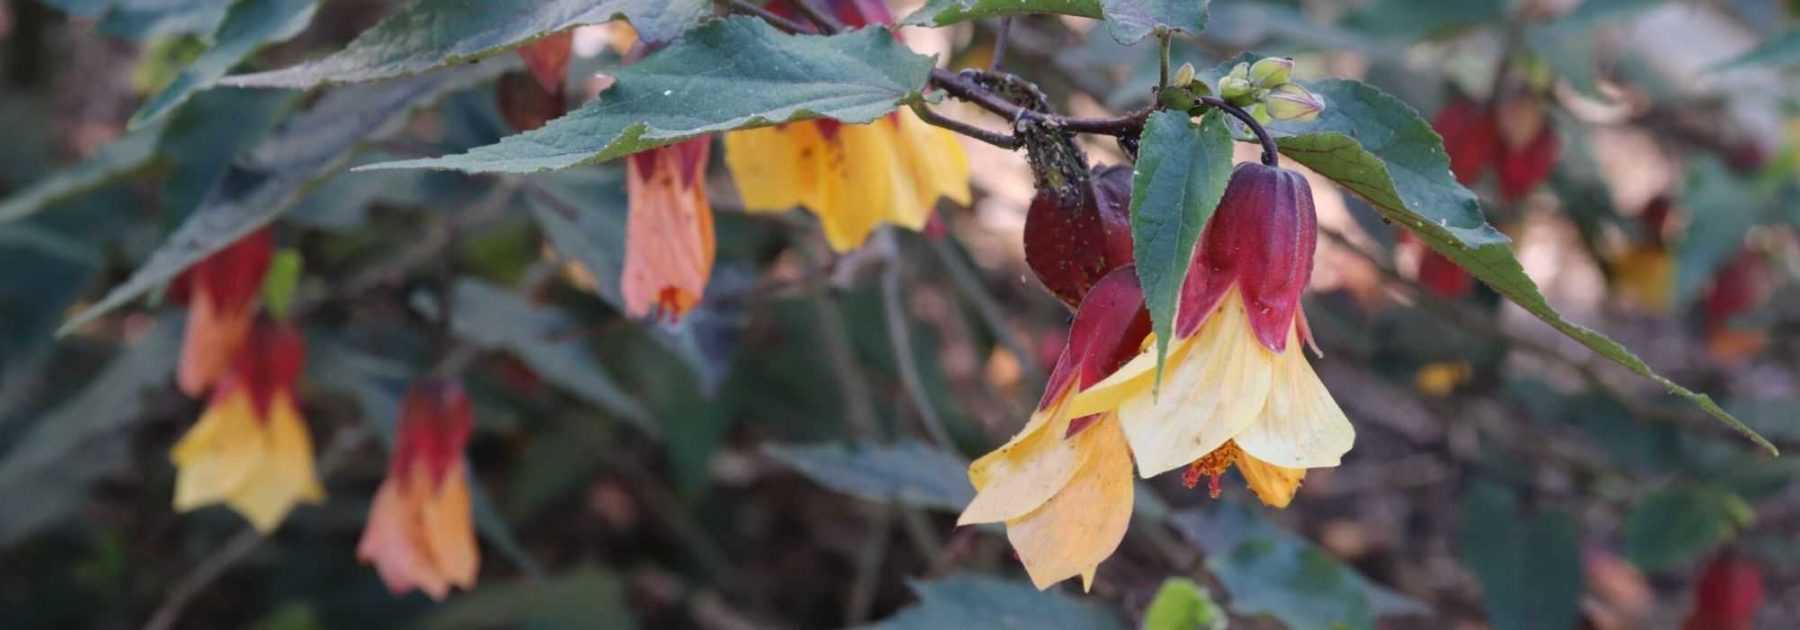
[909,101,1021,149]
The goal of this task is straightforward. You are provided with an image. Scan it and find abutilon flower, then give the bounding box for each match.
[170,321,323,532]
[358,380,480,601]
[1067,162,1354,508]
[1703,249,1773,364]
[960,268,1150,589]
[171,228,273,396]
[722,0,971,252]
[497,30,572,132]
[622,138,715,321]
[1399,230,1474,299]
[1611,197,1677,315]
[1683,552,1764,630]
[1023,164,1135,307]
[1431,94,1559,202]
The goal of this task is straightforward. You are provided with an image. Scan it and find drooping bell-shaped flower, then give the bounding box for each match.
[1067,163,1353,508]
[1492,95,1560,203]
[170,321,323,532]
[622,138,715,321]
[960,268,1149,590]
[497,30,573,132]
[1703,249,1773,364]
[1683,552,1764,630]
[172,228,273,396]
[358,379,480,601]
[1024,164,1134,307]
[722,0,970,251]
[1431,94,1559,202]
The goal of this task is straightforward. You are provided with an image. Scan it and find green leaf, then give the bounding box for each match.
[101,0,233,40]
[901,0,1102,27]
[1715,28,1800,68]
[1130,109,1233,384]
[0,317,179,544]
[1140,577,1227,630]
[1459,483,1582,630]
[130,0,318,128]
[866,574,1127,630]
[427,278,659,437]
[359,17,934,174]
[1172,504,1426,630]
[764,441,973,512]
[1266,77,1777,455]
[419,569,636,630]
[57,61,509,335]
[156,87,297,221]
[1624,485,1754,572]
[0,125,163,223]
[260,248,302,319]
[1342,0,1506,39]
[1100,0,1210,44]
[222,0,708,89]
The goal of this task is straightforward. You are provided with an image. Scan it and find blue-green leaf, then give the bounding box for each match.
[359,18,934,174]
[130,0,319,128]
[866,574,1127,630]
[764,441,973,512]
[1130,109,1233,383]
[223,0,708,89]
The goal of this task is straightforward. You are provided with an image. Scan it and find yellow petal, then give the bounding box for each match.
[892,109,972,211]
[1116,289,1274,477]
[723,124,821,214]
[421,461,480,591]
[1004,416,1134,590]
[816,120,913,251]
[960,398,1088,525]
[1061,338,1163,420]
[171,388,261,512]
[1234,450,1306,508]
[223,394,324,533]
[1232,323,1355,469]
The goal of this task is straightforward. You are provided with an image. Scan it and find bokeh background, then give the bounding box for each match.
[2,0,1799,628]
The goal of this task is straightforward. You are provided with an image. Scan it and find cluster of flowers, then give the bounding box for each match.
[968,157,1354,589]
[500,0,969,323]
[171,229,479,600]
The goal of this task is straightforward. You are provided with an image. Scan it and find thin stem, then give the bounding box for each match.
[1199,95,1279,167]
[990,17,1013,71]
[880,236,957,451]
[790,0,845,34]
[909,101,1021,149]
[1157,31,1172,91]
[723,0,811,34]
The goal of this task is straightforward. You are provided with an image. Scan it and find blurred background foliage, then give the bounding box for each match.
[2,0,1800,628]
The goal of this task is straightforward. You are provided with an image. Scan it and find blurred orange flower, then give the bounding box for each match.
[358,380,480,600]
[622,138,715,321]
[172,228,272,396]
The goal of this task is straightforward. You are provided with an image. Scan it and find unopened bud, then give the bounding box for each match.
[1219,75,1253,102]
[1159,86,1197,111]
[1245,102,1271,125]
[1172,62,1196,88]
[1264,83,1323,122]
[1248,57,1294,88]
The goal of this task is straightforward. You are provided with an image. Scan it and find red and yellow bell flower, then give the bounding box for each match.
[1066,163,1354,507]
[171,228,273,396]
[722,0,970,252]
[959,268,1149,590]
[170,321,323,532]
[358,379,480,600]
[622,138,716,321]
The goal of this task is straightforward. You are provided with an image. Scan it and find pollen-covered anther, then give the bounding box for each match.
[1182,441,1240,498]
